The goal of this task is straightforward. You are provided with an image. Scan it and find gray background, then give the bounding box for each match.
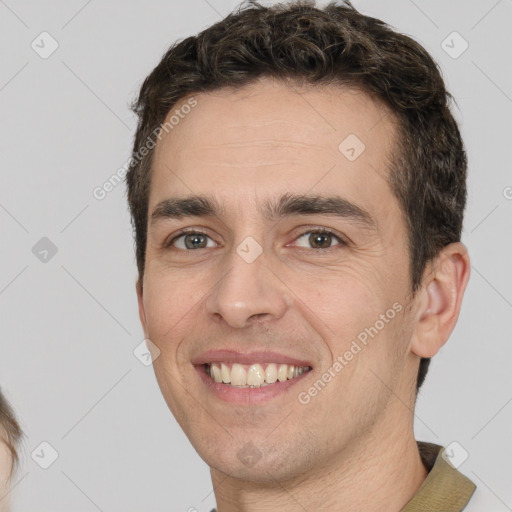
[1,0,511,510]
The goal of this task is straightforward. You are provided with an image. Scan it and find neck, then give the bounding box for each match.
[210,410,428,511]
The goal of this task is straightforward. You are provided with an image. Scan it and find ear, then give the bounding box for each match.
[410,242,471,358]
[136,278,149,339]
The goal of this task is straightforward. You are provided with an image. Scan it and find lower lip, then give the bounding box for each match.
[195,364,312,405]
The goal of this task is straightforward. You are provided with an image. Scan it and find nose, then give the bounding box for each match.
[204,245,290,329]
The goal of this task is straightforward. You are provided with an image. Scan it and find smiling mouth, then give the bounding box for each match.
[205,362,312,388]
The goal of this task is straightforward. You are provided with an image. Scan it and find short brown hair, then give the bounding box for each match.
[0,388,23,481]
[125,0,467,392]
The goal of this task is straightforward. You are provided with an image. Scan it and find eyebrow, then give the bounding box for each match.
[150,193,378,231]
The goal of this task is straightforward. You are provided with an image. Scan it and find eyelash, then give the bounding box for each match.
[164,228,347,251]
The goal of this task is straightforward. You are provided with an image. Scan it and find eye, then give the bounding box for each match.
[164,228,347,251]
[293,229,346,250]
[165,230,216,250]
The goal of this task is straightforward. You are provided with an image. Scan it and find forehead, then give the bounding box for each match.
[149,77,400,224]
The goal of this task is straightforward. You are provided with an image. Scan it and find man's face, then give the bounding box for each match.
[137,77,420,481]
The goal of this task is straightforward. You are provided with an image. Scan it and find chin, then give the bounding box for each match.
[201,436,317,485]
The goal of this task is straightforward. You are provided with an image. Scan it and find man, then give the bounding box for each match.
[125,1,479,509]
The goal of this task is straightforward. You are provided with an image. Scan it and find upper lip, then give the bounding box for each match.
[191,349,313,367]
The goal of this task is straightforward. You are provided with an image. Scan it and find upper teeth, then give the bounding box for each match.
[207,362,310,387]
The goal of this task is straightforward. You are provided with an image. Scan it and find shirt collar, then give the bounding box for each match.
[401,441,476,511]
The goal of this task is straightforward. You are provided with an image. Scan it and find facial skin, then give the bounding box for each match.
[136,76,470,511]
[0,430,13,512]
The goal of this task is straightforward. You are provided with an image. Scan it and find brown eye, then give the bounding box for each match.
[309,232,333,249]
[294,230,345,250]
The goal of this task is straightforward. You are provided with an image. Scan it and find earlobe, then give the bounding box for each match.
[410,242,471,359]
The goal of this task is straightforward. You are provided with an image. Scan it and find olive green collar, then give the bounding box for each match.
[402,441,476,511]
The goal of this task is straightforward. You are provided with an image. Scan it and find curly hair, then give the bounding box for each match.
[125,0,467,393]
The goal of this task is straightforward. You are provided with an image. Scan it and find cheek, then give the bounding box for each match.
[142,271,205,345]
[287,261,386,334]
[292,262,405,374]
